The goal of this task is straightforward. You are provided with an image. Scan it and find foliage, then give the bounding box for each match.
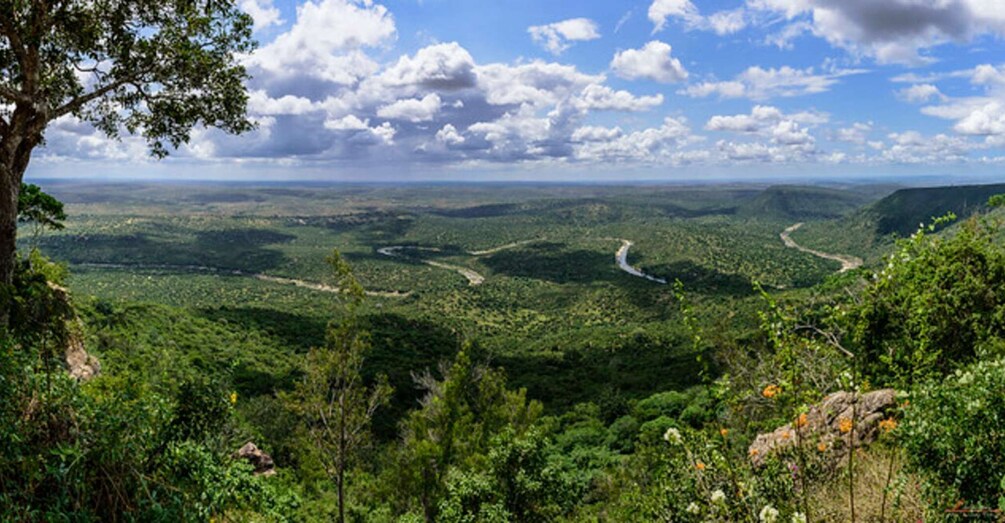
[853,217,1005,386]
[389,347,544,521]
[900,357,1005,510]
[0,0,255,157]
[289,250,392,523]
[18,184,67,243]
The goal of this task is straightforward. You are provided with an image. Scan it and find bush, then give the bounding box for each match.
[900,357,1005,509]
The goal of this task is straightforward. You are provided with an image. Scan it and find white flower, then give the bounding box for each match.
[710,489,726,504]
[791,513,807,523]
[686,502,700,515]
[759,505,779,523]
[663,427,682,444]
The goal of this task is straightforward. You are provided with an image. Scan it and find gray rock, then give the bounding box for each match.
[748,389,898,467]
[237,442,276,476]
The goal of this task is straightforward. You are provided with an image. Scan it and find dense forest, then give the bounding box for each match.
[5,182,1005,522]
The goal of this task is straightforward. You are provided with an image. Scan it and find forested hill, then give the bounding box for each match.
[859,182,1005,237]
[736,185,884,221]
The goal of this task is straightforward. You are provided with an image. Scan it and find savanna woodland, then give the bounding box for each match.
[5,1,1005,522]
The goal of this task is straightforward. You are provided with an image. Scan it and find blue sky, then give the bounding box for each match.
[29,0,1005,181]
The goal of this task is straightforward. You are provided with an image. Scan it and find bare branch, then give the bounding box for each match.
[51,74,145,119]
[795,324,855,359]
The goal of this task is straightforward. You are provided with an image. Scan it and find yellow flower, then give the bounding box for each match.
[781,431,792,441]
[879,417,898,433]
[229,391,238,405]
[817,441,828,452]
[795,413,808,429]
[838,418,853,434]
[720,428,729,438]
[695,461,707,471]
[749,448,760,457]
[762,384,781,399]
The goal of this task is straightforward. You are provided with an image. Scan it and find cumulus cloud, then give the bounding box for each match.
[574,117,698,163]
[912,64,1005,141]
[881,130,977,163]
[377,94,442,122]
[572,84,663,112]
[528,18,601,55]
[239,0,283,32]
[611,41,689,84]
[476,61,603,107]
[748,0,1005,64]
[324,115,397,144]
[681,66,863,100]
[435,124,466,146]
[377,42,477,92]
[897,84,946,103]
[243,0,395,90]
[704,105,825,162]
[835,122,873,144]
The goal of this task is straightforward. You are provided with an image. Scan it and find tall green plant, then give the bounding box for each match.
[291,250,392,523]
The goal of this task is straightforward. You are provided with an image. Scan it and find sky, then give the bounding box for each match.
[27,0,1005,182]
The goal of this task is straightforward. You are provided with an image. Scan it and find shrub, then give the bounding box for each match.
[900,357,1005,509]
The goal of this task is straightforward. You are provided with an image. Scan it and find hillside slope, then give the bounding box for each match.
[794,183,1005,261]
[737,185,880,221]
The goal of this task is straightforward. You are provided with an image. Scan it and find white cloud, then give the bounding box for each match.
[707,9,748,35]
[435,124,466,145]
[574,117,697,162]
[649,0,747,34]
[681,66,862,100]
[572,126,624,142]
[528,18,601,55]
[748,0,1005,64]
[881,131,976,163]
[248,91,319,115]
[244,0,395,87]
[324,115,397,144]
[952,102,1005,136]
[572,84,663,112]
[377,42,477,92]
[705,105,828,134]
[476,61,603,107]
[611,41,689,84]
[897,84,946,103]
[239,0,283,32]
[835,122,872,144]
[376,93,442,122]
[649,0,701,33]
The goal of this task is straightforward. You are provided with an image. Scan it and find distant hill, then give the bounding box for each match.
[737,185,878,221]
[792,183,1005,261]
[864,183,1005,237]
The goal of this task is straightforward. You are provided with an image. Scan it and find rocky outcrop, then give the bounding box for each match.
[48,283,100,382]
[237,442,276,476]
[749,389,898,467]
[64,319,100,381]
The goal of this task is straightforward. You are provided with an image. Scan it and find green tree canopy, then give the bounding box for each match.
[0,0,255,306]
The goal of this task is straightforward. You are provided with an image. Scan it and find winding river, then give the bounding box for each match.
[614,240,668,284]
[377,246,486,285]
[780,223,863,273]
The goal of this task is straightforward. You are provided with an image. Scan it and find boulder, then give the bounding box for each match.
[48,283,100,382]
[65,319,100,381]
[237,442,276,476]
[748,389,897,467]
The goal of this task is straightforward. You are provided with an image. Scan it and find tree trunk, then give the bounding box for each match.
[0,161,21,328]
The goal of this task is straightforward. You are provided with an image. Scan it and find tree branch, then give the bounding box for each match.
[0,13,29,71]
[0,85,30,104]
[51,74,144,119]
